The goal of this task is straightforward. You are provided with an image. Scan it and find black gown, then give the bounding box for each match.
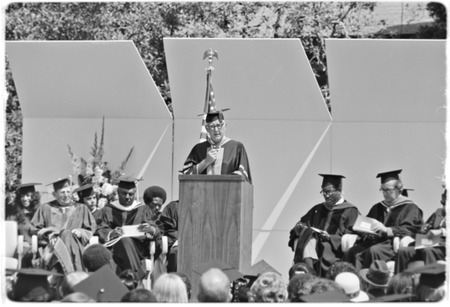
[289,200,359,276]
[348,197,423,270]
[96,201,161,279]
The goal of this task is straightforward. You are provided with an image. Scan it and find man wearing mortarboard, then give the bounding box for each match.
[288,174,360,277]
[96,176,162,280]
[31,178,97,273]
[344,170,423,271]
[394,186,446,273]
[181,108,252,184]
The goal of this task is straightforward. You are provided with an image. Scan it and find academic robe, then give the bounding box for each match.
[289,201,359,276]
[31,201,96,272]
[96,202,161,279]
[7,207,38,268]
[7,207,36,244]
[182,139,252,183]
[352,196,423,270]
[90,207,103,226]
[159,200,179,272]
[396,207,446,273]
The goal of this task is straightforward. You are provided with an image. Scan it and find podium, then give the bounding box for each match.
[178,174,253,299]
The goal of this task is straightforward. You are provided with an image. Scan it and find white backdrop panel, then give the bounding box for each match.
[326,39,446,123]
[164,38,330,121]
[23,118,173,202]
[330,122,445,220]
[6,41,171,119]
[7,41,173,202]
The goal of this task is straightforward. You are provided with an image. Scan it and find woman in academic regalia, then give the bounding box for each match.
[6,183,42,267]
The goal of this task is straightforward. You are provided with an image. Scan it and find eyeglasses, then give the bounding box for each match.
[379,187,397,193]
[320,190,336,196]
[206,123,224,130]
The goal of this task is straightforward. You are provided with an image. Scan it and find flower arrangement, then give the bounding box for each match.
[67,117,134,199]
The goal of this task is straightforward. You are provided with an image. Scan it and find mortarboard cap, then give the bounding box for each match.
[299,290,350,302]
[401,188,414,197]
[204,109,230,123]
[117,176,138,190]
[376,169,402,184]
[406,263,446,289]
[48,178,71,192]
[319,174,345,190]
[17,183,41,195]
[73,264,129,302]
[74,183,96,200]
[12,268,62,301]
[193,259,244,282]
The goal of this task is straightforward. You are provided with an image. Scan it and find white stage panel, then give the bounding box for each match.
[164,38,330,121]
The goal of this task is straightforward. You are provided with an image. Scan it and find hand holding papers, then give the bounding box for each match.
[352,216,381,235]
[104,224,153,248]
[121,225,147,238]
[310,227,330,238]
[415,232,444,249]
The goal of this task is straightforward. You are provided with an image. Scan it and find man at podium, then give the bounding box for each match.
[182,109,252,184]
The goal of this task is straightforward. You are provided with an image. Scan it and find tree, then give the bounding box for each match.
[418,2,447,38]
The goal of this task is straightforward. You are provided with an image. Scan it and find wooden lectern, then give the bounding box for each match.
[178,174,253,300]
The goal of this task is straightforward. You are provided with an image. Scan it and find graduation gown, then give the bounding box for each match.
[31,201,97,272]
[396,207,446,273]
[96,201,161,279]
[7,207,38,268]
[353,196,423,270]
[159,200,179,272]
[182,139,252,183]
[289,200,359,275]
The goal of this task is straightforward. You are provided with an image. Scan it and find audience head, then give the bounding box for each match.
[411,263,447,302]
[360,260,391,291]
[248,272,288,303]
[377,170,403,203]
[198,268,231,302]
[59,271,90,298]
[289,262,316,280]
[174,272,192,300]
[121,288,157,302]
[335,272,369,302]
[325,260,358,281]
[143,186,167,214]
[10,268,59,302]
[387,271,415,300]
[119,269,139,291]
[61,292,95,302]
[153,273,188,303]
[82,244,113,272]
[287,273,319,302]
[307,277,345,295]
